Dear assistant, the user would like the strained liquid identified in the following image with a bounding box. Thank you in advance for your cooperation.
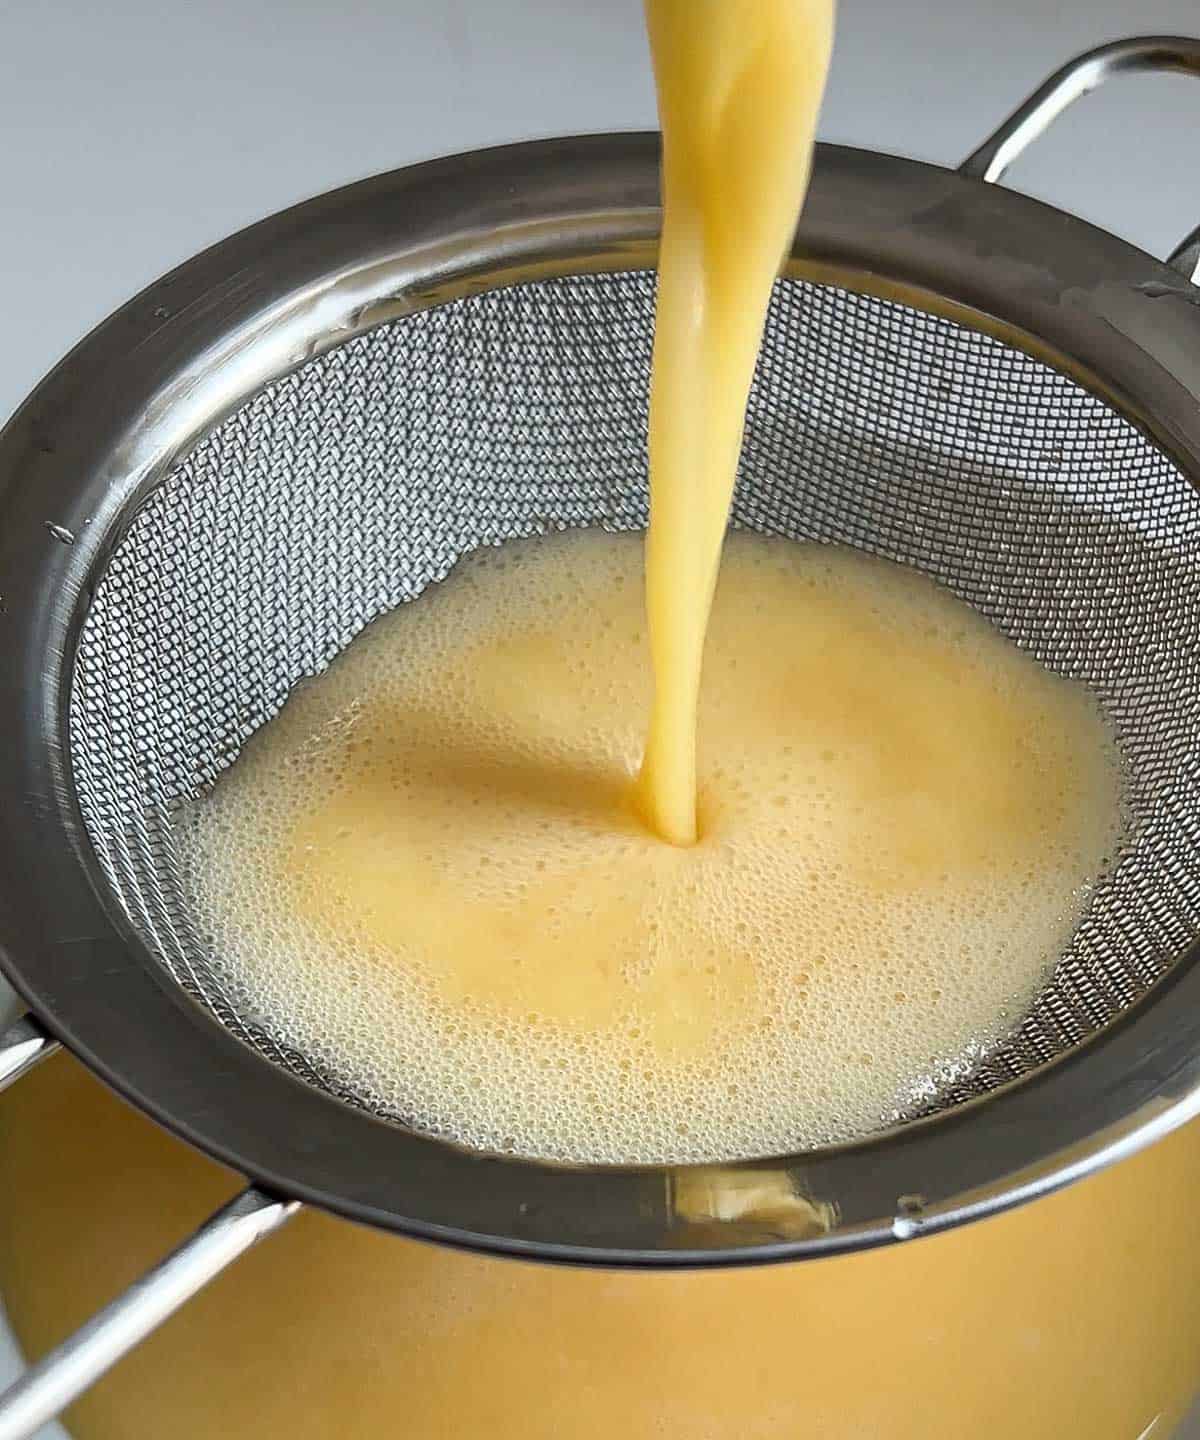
[4,1058,1200,1440]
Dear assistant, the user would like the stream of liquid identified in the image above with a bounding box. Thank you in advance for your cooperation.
[637,0,834,845]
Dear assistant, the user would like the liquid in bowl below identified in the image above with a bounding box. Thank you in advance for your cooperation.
[0,1055,1198,1439]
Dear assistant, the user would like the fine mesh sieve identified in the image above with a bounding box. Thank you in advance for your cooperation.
[69,270,1200,1120]
[4,33,1200,1440]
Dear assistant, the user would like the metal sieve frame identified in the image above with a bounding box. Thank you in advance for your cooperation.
[5,58,1200,1277]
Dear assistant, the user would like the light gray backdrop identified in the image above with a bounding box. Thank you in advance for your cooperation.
[3,0,1200,427]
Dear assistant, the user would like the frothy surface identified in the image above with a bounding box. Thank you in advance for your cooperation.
[179,530,1124,1163]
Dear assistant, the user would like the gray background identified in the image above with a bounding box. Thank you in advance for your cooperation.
[2,0,1200,427]
[2,0,1200,1435]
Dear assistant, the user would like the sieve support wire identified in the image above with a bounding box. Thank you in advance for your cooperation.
[0,1184,299,1440]
[959,34,1200,283]
[0,1015,295,1440]
[0,1015,60,1094]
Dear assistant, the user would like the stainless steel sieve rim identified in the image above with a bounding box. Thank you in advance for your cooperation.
[2,36,1200,1432]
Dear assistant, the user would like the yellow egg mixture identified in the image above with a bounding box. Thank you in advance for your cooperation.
[179,529,1121,1162]
[0,0,1186,1436]
[638,0,833,845]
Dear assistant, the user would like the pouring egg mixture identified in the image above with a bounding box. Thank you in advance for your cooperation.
[175,0,1124,1166]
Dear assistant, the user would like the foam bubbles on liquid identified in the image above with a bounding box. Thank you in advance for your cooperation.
[177,530,1125,1164]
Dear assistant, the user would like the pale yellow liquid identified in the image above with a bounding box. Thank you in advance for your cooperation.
[3,1057,1200,1440]
[638,0,834,845]
[180,530,1123,1164]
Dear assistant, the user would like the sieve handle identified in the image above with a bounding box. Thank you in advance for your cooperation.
[0,1185,299,1440]
[959,34,1200,282]
[0,1014,60,1093]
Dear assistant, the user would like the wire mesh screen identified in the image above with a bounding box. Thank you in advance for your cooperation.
[68,270,1200,1128]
